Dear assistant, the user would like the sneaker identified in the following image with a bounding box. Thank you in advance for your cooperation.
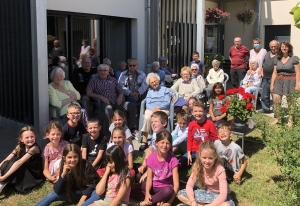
[179,176,189,184]
[0,181,8,193]
[131,130,139,141]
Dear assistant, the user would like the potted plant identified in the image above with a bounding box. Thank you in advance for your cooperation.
[220,87,255,128]
[236,9,257,29]
[290,2,300,28]
[204,54,225,68]
[205,8,230,24]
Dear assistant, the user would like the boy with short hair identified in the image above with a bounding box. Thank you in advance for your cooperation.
[215,122,248,183]
[179,101,218,169]
[62,103,87,147]
[172,112,189,153]
[138,111,168,175]
[81,118,109,168]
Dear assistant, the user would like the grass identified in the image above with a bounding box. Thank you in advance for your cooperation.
[0,113,286,206]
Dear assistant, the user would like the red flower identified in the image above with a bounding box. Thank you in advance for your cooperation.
[246,102,254,110]
[226,88,238,95]
[220,106,227,113]
[224,100,230,107]
[242,92,255,101]
[218,94,225,100]
[238,87,245,95]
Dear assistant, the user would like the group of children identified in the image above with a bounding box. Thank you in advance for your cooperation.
[0,82,248,206]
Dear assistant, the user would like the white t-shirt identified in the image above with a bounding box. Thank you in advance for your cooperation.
[107,142,133,160]
[109,123,133,140]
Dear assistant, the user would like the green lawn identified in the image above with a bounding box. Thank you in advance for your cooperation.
[0,113,285,206]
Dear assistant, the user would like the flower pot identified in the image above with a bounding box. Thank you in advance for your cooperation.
[233,117,247,130]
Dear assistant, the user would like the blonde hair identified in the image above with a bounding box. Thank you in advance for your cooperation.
[180,66,192,76]
[45,121,63,138]
[192,141,220,189]
[67,103,81,112]
[112,126,126,140]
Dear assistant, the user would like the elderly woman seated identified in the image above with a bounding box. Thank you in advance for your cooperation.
[49,67,81,125]
[242,58,262,94]
[150,61,165,86]
[139,73,171,150]
[171,66,201,113]
[206,59,225,97]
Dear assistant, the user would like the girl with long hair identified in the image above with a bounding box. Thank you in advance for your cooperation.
[0,126,44,194]
[36,144,100,206]
[177,141,235,206]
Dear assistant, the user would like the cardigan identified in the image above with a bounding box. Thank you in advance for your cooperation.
[171,78,201,98]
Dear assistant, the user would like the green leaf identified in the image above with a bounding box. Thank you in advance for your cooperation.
[293,7,300,23]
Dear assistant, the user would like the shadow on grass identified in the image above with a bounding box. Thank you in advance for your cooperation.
[235,136,265,158]
[270,175,285,183]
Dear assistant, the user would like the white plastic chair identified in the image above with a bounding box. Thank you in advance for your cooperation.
[137,88,179,142]
[239,80,261,110]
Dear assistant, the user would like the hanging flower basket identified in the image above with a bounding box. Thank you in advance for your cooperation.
[205,8,230,24]
[236,9,258,25]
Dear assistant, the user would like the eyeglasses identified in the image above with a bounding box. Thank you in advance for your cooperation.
[68,112,81,116]
[129,64,137,67]
[98,70,107,72]
[191,69,198,71]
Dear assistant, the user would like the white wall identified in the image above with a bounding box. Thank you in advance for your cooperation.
[260,0,300,56]
[223,0,256,59]
[47,0,147,70]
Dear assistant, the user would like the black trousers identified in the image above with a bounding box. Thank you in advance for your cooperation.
[230,68,246,88]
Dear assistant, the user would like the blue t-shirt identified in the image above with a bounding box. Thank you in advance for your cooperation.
[190,61,205,75]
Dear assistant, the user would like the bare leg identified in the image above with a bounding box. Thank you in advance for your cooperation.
[271,94,282,125]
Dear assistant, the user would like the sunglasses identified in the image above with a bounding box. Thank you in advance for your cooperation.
[191,69,198,71]
[129,64,137,67]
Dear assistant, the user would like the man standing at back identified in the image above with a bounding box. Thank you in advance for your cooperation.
[229,37,250,88]
[190,51,205,77]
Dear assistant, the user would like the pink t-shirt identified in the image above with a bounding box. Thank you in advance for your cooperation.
[146,152,179,188]
[105,174,131,202]
[250,48,267,69]
[43,140,69,175]
[186,164,230,205]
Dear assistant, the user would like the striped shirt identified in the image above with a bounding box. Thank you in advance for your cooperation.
[86,75,123,105]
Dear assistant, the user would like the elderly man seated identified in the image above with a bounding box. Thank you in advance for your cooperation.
[150,61,165,86]
[140,73,171,151]
[118,58,148,105]
[86,64,137,134]
[159,56,177,78]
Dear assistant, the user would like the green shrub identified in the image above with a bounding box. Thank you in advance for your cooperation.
[254,91,300,205]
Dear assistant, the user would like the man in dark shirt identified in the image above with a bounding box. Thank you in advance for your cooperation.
[72,57,97,117]
[260,40,279,113]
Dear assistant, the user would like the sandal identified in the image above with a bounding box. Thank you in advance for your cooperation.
[139,142,149,152]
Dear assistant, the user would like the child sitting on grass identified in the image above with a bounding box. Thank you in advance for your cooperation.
[43,121,69,183]
[177,141,235,206]
[172,112,189,154]
[82,119,110,169]
[214,122,248,183]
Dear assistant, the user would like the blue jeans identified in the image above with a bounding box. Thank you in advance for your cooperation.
[261,78,271,111]
[179,152,197,169]
[35,190,103,206]
[125,91,148,105]
[244,86,257,94]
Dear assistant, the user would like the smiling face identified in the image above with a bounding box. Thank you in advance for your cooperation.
[46,128,62,145]
[20,131,36,148]
[280,43,289,55]
[192,106,205,122]
[149,76,159,90]
[214,86,223,95]
[112,114,125,127]
[192,54,199,62]
[217,127,232,142]
[86,122,101,138]
[98,66,109,80]
[53,70,64,86]
[200,149,216,171]
[67,108,81,123]
[64,151,79,168]
[151,116,166,133]
[82,58,91,72]
[191,65,199,77]
[181,70,191,82]
[111,130,125,147]
[155,138,171,154]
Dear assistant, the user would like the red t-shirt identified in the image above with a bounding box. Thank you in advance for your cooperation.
[229,45,249,69]
[187,119,219,152]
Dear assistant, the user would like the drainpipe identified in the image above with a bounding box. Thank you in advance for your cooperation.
[254,0,261,38]
[146,0,151,74]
